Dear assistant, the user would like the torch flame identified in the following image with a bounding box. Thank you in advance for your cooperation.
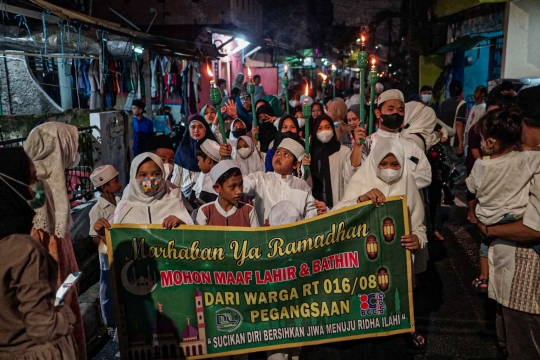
[371,58,376,65]
[206,63,213,77]
[318,72,327,81]
[247,66,252,77]
[361,35,365,43]
[305,83,309,96]
[331,64,336,71]
[284,65,288,73]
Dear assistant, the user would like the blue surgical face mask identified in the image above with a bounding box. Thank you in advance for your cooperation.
[0,172,46,209]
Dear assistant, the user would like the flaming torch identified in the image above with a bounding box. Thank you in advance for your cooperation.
[318,72,327,106]
[247,66,258,139]
[368,57,378,135]
[331,64,337,100]
[302,83,311,178]
[207,64,228,156]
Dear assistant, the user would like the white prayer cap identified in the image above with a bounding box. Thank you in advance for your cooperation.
[268,201,303,226]
[378,89,404,106]
[90,165,118,187]
[200,139,221,163]
[277,138,305,161]
[209,159,240,185]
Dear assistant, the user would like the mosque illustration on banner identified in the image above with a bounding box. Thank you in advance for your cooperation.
[120,260,158,296]
[119,290,207,359]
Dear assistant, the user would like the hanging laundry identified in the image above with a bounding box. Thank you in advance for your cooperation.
[124,60,132,93]
[139,60,145,98]
[150,55,158,98]
[88,59,101,109]
[181,62,200,116]
[108,59,120,93]
[131,61,141,99]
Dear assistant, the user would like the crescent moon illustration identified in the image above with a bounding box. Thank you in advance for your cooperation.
[120,260,158,296]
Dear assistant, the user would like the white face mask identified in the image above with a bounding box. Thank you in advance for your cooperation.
[376,168,402,183]
[237,147,252,159]
[164,163,174,180]
[289,100,298,107]
[316,130,334,143]
[297,117,305,128]
[421,94,432,103]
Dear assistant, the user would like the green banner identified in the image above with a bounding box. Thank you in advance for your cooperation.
[107,196,414,359]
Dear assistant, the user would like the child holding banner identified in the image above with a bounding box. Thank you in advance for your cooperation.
[89,165,121,336]
[336,137,426,261]
[195,160,258,227]
[240,138,318,225]
[108,153,193,227]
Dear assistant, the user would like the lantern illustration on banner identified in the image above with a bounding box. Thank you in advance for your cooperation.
[365,235,378,260]
[377,267,389,291]
[382,217,395,242]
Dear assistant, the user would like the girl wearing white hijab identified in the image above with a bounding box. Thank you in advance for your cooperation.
[24,122,87,360]
[335,136,427,274]
[233,135,264,175]
[112,153,193,227]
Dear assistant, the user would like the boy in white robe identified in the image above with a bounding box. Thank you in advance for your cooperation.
[222,138,318,225]
[89,165,121,335]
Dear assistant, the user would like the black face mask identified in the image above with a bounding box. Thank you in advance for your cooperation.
[231,128,247,138]
[380,113,404,130]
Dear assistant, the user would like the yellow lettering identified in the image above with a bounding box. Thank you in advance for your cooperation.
[204,292,214,306]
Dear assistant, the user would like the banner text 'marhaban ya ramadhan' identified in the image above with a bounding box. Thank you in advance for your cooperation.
[107,196,414,359]
[124,220,369,266]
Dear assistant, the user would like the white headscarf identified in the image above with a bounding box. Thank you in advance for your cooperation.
[113,153,193,225]
[233,135,264,175]
[24,122,80,238]
[337,137,427,248]
[401,101,439,151]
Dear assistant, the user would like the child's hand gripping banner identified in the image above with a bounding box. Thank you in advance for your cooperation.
[106,196,414,359]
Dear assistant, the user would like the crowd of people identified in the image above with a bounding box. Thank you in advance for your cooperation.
[1,71,539,360]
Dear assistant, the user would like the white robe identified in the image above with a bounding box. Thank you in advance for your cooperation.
[242,171,317,225]
[336,137,428,274]
[113,153,193,225]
